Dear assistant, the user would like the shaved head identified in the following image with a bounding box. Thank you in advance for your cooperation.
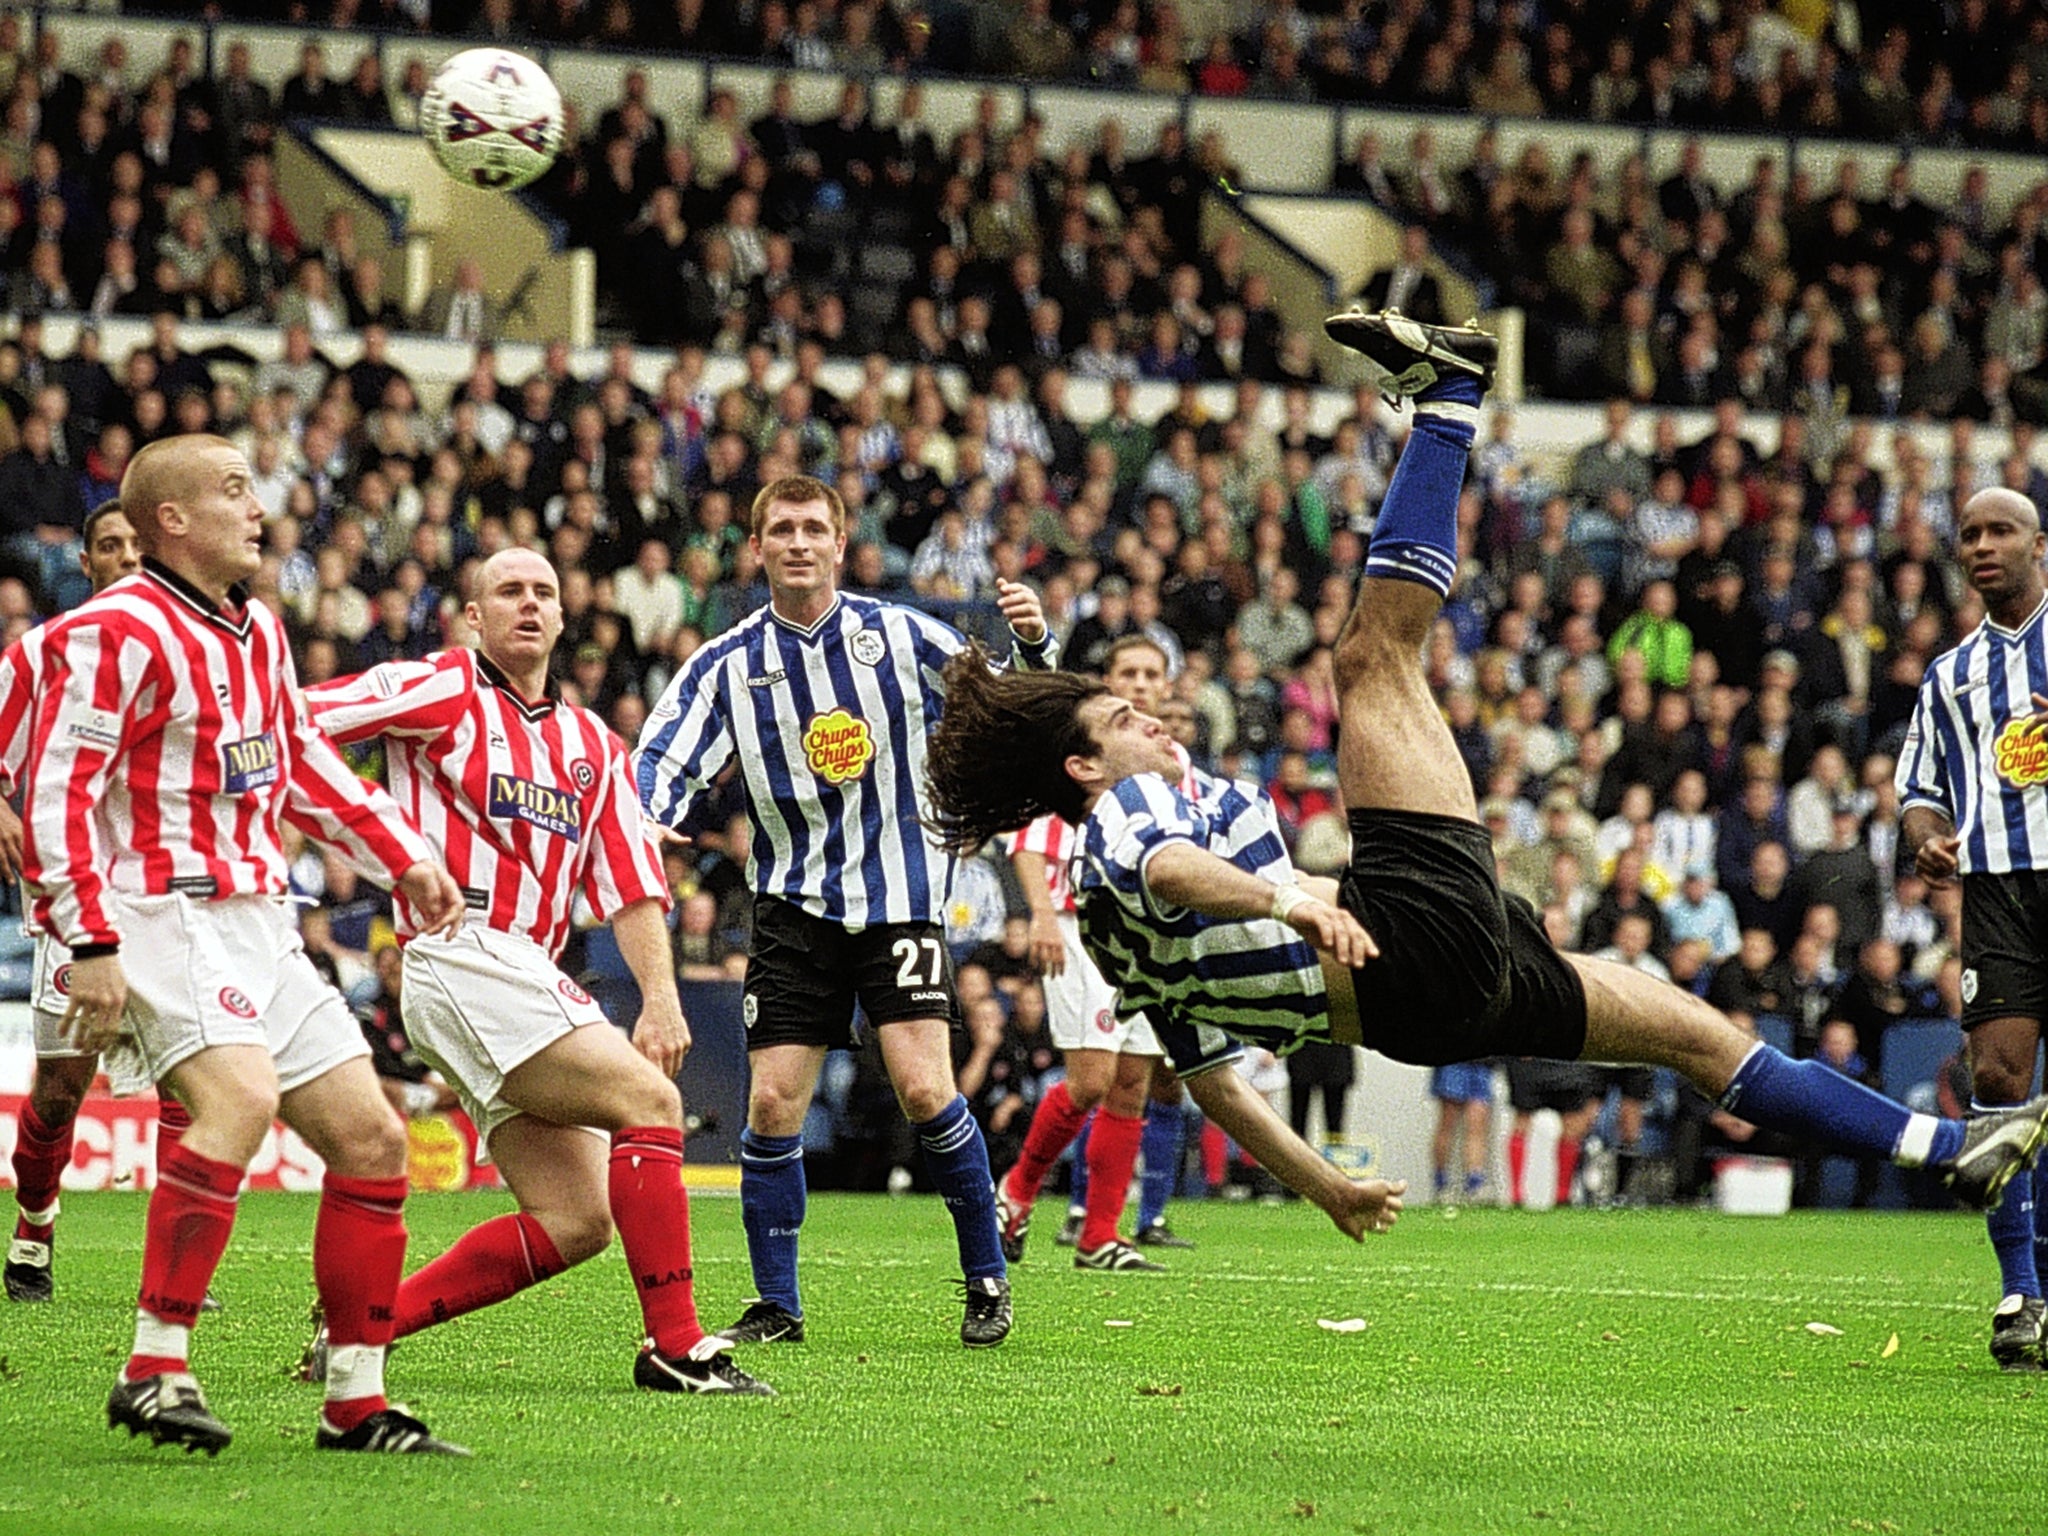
[472,545,558,601]
[1961,487,2041,535]
[121,433,238,551]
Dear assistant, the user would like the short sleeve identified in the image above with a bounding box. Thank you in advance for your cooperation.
[1079,775,1204,923]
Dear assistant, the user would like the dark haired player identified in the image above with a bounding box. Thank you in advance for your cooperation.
[923,313,2048,1243]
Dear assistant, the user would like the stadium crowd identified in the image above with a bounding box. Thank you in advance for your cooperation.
[0,1,2042,1203]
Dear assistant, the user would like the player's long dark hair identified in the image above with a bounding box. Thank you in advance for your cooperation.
[925,645,1106,854]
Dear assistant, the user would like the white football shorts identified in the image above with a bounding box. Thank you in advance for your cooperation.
[1043,911,1163,1057]
[102,893,369,1097]
[399,924,611,1146]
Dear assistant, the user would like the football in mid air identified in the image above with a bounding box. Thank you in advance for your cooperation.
[419,47,563,191]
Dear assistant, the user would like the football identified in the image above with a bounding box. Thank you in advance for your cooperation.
[418,47,563,191]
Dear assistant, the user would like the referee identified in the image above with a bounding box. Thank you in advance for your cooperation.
[1898,486,2048,1370]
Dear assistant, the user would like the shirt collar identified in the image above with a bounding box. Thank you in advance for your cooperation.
[1984,592,2048,642]
[143,557,252,636]
[474,649,559,720]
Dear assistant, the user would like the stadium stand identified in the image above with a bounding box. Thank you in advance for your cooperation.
[4,0,2044,1205]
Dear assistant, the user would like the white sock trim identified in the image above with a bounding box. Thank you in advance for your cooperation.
[1414,399,1480,427]
[17,1200,58,1228]
[1894,1113,1938,1168]
[133,1311,191,1365]
[325,1343,387,1406]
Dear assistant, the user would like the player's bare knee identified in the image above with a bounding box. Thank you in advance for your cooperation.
[28,1080,86,1129]
[546,1204,614,1266]
[628,1069,682,1130]
[327,1102,408,1178]
[1104,1073,1149,1119]
[897,1079,955,1125]
[747,1081,808,1138]
[1064,1075,1106,1112]
[1971,1058,2035,1106]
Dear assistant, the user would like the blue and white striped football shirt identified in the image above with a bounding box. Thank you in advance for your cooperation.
[1897,594,2048,875]
[635,593,1055,928]
[1076,769,1330,1077]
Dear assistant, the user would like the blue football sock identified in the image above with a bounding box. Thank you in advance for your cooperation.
[1718,1044,1962,1165]
[1138,1099,1182,1230]
[2033,1157,2048,1280]
[1067,1110,1094,1213]
[1362,372,1481,599]
[1464,1169,1487,1196]
[1976,1102,2042,1298]
[738,1129,806,1315]
[915,1095,1006,1282]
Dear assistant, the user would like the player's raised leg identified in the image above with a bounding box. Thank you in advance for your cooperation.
[1568,956,2048,1212]
[876,1018,1013,1345]
[1323,311,1496,820]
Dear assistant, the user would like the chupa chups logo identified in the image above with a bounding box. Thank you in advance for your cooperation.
[804,710,874,785]
[1994,718,2048,787]
[489,774,583,839]
[219,987,257,1019]
[221,732,280,793]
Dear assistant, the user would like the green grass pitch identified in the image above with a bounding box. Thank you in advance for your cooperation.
[0,1191,2037,1536]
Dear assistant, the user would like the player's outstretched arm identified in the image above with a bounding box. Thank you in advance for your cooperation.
[1184,1067,1405,1242]
[1143,842,1378,968]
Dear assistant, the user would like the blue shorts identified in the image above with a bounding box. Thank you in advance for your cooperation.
[1431,1061,1495,1104]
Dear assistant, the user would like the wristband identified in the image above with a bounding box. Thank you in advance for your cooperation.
[1269,883,1311,924]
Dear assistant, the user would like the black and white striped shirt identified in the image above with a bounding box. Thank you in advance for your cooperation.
[1077,769,1329,1077]
[1896,594,2048,875]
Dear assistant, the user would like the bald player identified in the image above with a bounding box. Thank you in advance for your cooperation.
[1899,486,2048,1370]
[301,548,771,1396]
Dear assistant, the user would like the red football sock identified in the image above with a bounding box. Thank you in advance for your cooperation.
[1556,1139,1582,1206]
[314,1173,408,1432]
[610,1126,702,1356]
[126,1141,241,1381]
[1200,1120,1229,1189]
[155,1091,192,1141]
[1079,1109,1143,1251]
[393,1212,565,1341]
[1003,1079,1089,1208]
[12,1099,72,1238]
[1508,1132,1528,1206]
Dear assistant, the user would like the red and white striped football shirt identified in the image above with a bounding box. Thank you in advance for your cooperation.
[306,647,669,958]
[20,563,435,952]
[1007,740,1197,912]
[0,622,51,794]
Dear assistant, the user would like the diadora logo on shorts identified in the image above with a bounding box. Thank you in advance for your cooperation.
[51,963,71,997]
[489,774,584,839]
[1995,719,2048,788]
[221,732,281,794]
[558,977,592,1006]
[804,710,874,785]
[849,629,886,666]
[219,987,258,1020]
